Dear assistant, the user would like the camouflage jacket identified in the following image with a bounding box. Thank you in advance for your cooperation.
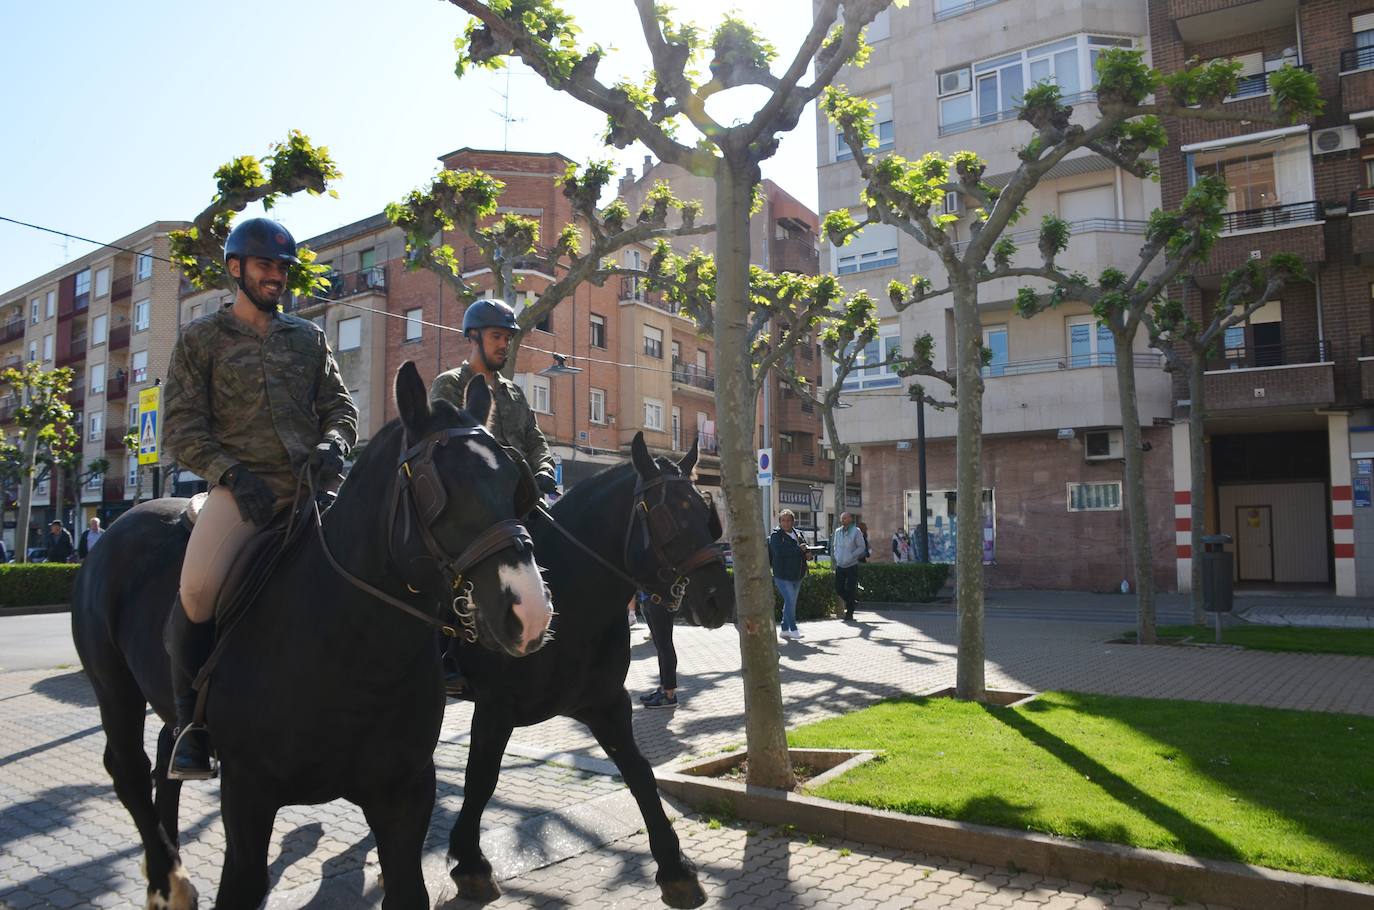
[163,306,358,500]
[430,362,554,482]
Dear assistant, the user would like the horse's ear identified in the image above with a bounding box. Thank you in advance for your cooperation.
[463,375,492,427]
[395,361,431,438]
[630,431,656,479]
[678,437,699,477]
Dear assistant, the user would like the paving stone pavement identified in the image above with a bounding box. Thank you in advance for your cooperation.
[8,606,1371,908]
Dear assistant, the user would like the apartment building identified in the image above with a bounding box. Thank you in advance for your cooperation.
[0,221,187,548]
[617,160,833,537]
[817,0,1176,590]
[1151,0,1374,596]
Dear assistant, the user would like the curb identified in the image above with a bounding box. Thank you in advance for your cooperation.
[0,603,70,616]
[655,770,1374,910]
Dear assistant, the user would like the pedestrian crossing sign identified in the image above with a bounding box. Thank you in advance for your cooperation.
[137,387,160,465]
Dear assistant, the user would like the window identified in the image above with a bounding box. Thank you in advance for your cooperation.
[359,248,377,272]
[89,412,103,442]
[28,341,37,362]
[1058,184,1116,222]
[590,387,606,423]
[1066,316,1115,367]
[132,350,148,383]
[696,349,708,372]
[135,249,153,282]
[1068,482,1122,512]
[90,363,105,394]
[672,406,682,450]
[47,288,59,318]
[839,324,902,391]
[589,313,606,348]
[644,397,664,431]
[1189,135,1313,218]
[337,317,361,351]
[36,476,47,496]
[1223,299,1283,367]
[836,93,893,161]
[30,298,39,324]
[938,35,1132,135]
[129,402,138,427]
[42,334,53,362]
[87,471,103,491]
[91,314,107,346]
[127,455,139,488]
[835,220,899,274]
[982,325,1009,376]
[526,374,551,413]
[134,299,150,332]
[74,270,90,301]
[95,267,110,298]
[404,307,423,342]
[643,325,664,359]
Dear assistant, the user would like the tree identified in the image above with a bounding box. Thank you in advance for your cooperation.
[445,0,899,787]
[387,161,713,375]
[169,130,341,297]
[826,52,1320,689]
[1,364,79,561]
[1145,253,1306,623]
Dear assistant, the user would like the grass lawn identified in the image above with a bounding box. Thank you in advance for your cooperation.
[1129,624,1374,657]
[789,691,1374,882]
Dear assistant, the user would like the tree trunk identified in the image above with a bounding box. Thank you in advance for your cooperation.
[14,436,39,563]
[715,157,793,790]
[832,444,848,538]
[51,465,64,531]
[1188,351,1207,625]
[951,280,985,701]
[1114,341,1156,644]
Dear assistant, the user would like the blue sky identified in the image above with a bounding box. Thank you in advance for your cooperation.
[0,0,822,292]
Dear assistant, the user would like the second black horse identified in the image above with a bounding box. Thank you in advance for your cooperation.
[447,432,734,908]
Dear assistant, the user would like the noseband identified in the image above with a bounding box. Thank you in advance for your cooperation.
[624,473,725,612]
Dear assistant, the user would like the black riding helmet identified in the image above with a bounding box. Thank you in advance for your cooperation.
[461,298,519,340]
[224,218,300,267]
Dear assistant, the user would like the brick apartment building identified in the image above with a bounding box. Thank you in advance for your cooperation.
[1151,0,1374,596]
[0,221,187,550]
[817,0,1174,591]
[617,159,833,538]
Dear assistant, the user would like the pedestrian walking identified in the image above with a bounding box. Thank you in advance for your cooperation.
[832,512,865,620]
[78,517,104,560]
[769,509,809,640]
[638,591,680,708]
[45,521,75,563]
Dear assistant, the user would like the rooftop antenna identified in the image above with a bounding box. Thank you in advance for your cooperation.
[489,65,527,151]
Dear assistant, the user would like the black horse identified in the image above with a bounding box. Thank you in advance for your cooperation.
[71,363,554,910]
[448,433,734,909]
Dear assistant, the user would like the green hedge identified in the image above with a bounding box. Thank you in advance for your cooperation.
[0,563,80,607]
[741,562,951,624]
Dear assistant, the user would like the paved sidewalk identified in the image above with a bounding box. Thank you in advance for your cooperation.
[10,605,1372,908]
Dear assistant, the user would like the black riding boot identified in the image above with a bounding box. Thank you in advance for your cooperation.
[167,604,217,780]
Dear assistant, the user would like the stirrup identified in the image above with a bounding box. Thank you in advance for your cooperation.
[167,723,218,781]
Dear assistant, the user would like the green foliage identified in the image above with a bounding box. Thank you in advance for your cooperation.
[1,365,78,482]
[709,15,776,79]
[455,0,586,81]
[1268,64,1324,122]
[560,160,615,214]
[822,209,861,247]
[0,564,80,606]
[821,87,877,157]
[387,168,506,284]
[1094,48,1158,106]
[1037,215,1071,261]
[758,562,950,622]
[1161,57,1240,108]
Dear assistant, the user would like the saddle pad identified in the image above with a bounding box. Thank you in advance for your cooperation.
[180,492,210,531]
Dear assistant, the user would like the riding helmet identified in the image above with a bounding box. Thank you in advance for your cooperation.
[224,217,300,266]
[461,298,519,337]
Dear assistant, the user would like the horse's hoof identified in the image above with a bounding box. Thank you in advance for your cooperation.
[146,861,198,910]
[658,876,707,909]
[451,869,501,904]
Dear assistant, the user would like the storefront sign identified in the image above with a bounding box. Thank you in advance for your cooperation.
[778,489,811,506]
[1356,458,1372,477]
[1355,476,1372,509]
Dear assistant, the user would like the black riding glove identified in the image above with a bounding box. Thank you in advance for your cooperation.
[535,472,558,495]
[308,437,347,484]
[221,465,276,528]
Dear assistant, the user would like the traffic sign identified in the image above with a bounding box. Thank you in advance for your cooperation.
[137,387,160,465]
[757,447,773,485]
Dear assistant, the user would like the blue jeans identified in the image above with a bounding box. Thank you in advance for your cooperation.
[773,577,801,631]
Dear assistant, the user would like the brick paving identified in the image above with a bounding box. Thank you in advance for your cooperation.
[6,605,1372,908]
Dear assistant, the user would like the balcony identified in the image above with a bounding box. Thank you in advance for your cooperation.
[1204,339,1334,413]
[1224,65,1310,103]
[771,236,820,275]
[1342,48,1374,113]
[1170,0,1296,44]
[695,432,720,456]
[981,353,1172,435]
[460,245,554,274]
[775,450,826,482]
[109,324,130,351]
[68,382,85,407]
[56,334,88,368]
[1361,335,1374,403]
[111,274,132,302]
[671,360,715,392]
[1191,204,1325,277]
[105,427,128,452]
[1341,45,1374,74]
[939,91,1097,137]
[954,218,1147,257]
[620,277,677,315]
[1219,201,1319,234]
[106,373,128,401]
[1,319,24,344]
[933,0,1002,21]
[102,477,126,502]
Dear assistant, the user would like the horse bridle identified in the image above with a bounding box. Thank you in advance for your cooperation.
[622,472,725,612]
[314,425,536,642]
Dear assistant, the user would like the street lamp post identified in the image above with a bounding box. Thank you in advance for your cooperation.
[916,391,930,564]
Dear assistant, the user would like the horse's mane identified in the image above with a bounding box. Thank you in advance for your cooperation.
[551,454,682,516]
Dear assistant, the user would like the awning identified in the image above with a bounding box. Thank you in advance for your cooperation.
[1180,124,1308,154]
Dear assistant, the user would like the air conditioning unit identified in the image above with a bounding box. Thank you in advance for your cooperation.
[1312,125,1358,156]
[943,191,962,216]
[1083,429,1124,462]
[938,67,971,97]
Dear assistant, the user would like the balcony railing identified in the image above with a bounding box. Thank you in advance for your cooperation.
[68,382,85,406]
[321,266,387,301]
[620,276,676,314]
[1206,339,1330,371]
[939,90,1097,137]
[2,319,24,343]
[982,351,1163,378]
[1219,201,1320,234]
[105,427,128,452]
[109,324,130,351]
[111,274,132,302]
[1227,65,1309,101]
[73,293,89,315]
[933,0,1003,21]
[460,245,554,274]
[1342,45,1374,73]
[671,360,716,391]
[106,373,128,400]
[953,218,1148,255]
[696,431,720,456]
[0,354,21,371]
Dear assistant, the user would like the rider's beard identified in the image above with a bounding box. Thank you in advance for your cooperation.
[241,274,283,313]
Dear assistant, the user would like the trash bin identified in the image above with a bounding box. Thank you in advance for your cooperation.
[1199,534,1233,614]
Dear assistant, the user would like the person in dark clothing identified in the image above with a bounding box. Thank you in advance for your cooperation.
[768,509,809,640]
[639,590,679,708]
[45,522,75,562]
